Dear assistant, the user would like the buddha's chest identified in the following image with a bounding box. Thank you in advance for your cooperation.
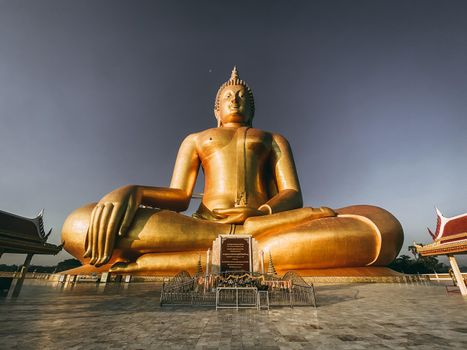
[197,128,271,163]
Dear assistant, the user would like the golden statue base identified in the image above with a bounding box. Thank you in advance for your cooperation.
[293,266,402,277]
[62,265,402,280]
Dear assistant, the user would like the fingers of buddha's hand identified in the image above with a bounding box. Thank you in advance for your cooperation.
[214,207,256,214]
[216,213,244,224]
[211,210,227,219]
[83,231,91,258]
[89,204,104,265]
[214,207,263,221]
[98,203,122,266]
[95,203,113,267]
[84,205,100,258]
[119,195,138,236]
[83,230,90,257]
[213,208,242,218]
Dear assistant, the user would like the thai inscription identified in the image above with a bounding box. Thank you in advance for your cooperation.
[220,237,251,273]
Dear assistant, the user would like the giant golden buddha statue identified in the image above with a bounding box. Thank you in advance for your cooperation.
[61,67,403,276]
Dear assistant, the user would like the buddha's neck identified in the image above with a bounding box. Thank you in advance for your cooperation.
[221,122,248,128]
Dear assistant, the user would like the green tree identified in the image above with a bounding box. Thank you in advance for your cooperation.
[388,255,447,274]
[55,258,82,272]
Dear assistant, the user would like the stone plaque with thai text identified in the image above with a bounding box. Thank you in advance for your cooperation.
[220,236,251,273]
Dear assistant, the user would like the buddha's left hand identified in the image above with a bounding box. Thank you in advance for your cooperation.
[213,207,266,224]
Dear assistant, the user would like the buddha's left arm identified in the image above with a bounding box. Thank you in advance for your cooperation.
[258,133,303,214]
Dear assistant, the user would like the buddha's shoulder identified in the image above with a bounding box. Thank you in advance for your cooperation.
[190,127,240,139]
[248,127,272,136]
[179,129,218,147]
[185,128,220,143]
[182,128,289,144]
[269,131,291,144]
[248,129,291,144]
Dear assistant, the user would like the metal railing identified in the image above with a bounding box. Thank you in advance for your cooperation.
[161,283,316,308]
[216,287,258,310]
[159,270,317,308]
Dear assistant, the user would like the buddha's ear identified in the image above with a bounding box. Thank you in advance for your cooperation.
[214,109,221,127]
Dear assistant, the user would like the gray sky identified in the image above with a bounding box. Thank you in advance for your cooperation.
[1,0,466,266]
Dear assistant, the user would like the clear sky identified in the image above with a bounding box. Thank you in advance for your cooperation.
[1,0,466,266]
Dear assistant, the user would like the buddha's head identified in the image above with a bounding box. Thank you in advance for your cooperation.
[214,67,255,127]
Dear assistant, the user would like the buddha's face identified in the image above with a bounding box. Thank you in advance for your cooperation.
[218,85,252,126]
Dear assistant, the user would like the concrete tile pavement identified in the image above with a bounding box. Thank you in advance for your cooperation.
[0,280,466,349]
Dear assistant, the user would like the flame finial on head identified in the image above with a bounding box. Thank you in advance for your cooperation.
[230,66,239,81]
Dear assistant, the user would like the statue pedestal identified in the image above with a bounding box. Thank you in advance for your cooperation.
[210,234,259,275]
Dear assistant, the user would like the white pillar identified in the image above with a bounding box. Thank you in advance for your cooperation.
[100,272,111,284]
[205,249,211,276]
[433,269,439,283]
[204,249,211,293]
[448,255,467,296]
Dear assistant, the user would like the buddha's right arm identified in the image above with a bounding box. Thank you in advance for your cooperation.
[85,133,200,266]
[134,131,201,211]
[139,186,191,212]
[140,132,200,211]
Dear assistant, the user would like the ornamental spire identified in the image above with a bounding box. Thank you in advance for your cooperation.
[195,254,203,277]
[267,251,277,276]
[230,66,239,81]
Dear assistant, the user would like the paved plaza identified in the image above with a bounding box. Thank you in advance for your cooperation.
[1,280,466,349]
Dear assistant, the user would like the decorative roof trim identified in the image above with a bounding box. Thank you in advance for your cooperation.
[431,208,467,242]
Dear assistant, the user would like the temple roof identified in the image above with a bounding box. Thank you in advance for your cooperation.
[415,208,467,257]
[431,208,467,243]
[415,240,467,256]
[0,209,62,255]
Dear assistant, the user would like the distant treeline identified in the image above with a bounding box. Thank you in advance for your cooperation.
[388,255,454,274]
[0,258,81,273]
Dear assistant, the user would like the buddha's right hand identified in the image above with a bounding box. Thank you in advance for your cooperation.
[83,185,142,266]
